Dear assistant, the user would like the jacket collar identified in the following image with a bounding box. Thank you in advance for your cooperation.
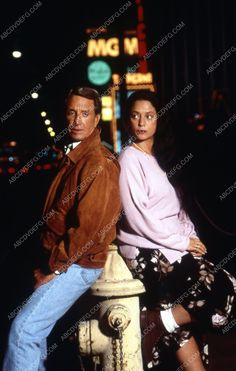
[67,127,101,164]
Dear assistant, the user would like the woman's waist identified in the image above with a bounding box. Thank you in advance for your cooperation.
[118,242,188,264]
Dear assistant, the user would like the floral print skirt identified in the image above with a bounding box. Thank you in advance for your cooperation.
[125,249,236,369]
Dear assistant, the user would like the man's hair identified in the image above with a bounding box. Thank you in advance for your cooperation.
[66,87,102,115]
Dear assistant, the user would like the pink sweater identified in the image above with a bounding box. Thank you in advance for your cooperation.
[117,146,198,264]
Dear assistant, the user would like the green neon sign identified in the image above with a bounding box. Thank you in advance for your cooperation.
[88,60,111,86]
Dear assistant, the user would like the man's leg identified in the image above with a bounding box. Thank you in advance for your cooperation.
[38,338,47,371]
[3,264,102,371]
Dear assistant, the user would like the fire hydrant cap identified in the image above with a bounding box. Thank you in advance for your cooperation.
[91,245,145,297]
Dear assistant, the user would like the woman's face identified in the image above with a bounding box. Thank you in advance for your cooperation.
[129,100,157,142]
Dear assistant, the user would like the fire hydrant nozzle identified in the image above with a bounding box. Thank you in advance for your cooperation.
[106,304,131,332]
[78,245,145,370]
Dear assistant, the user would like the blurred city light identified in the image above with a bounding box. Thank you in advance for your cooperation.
[31,92,39,99]
[12,51,22,58]
[101,96,113,121]
[9,141,17,146]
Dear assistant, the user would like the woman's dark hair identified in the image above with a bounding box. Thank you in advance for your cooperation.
[124,90,189,209]
[124,90,176,171]
[124,90,159,124]
[66,87,102,115]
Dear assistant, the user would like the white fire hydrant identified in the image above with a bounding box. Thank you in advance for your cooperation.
[78,244,145,370]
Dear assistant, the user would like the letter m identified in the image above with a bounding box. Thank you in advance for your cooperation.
[87,39,108,57]
[124,37,138,55]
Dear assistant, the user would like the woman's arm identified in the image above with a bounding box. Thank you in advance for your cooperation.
[178,208,199,239]
[119,153,189,252]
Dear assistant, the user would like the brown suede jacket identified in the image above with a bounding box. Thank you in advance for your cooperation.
[40,128,121,272]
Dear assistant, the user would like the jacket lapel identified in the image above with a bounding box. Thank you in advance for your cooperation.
[43,128,102,215]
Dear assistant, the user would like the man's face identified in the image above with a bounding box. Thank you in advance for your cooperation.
[66,95,100,141]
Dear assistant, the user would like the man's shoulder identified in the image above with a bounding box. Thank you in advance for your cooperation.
[75,144,119,174]
[85,144,114,162]
[100,144,119,164]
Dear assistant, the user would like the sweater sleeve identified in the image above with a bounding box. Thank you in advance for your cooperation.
[178,208,199,239]
[119,153,189,252]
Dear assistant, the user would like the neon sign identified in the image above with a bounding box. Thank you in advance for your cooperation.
[87,37,139,57]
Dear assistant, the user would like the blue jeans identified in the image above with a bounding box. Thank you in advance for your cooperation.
[3,264,102,371]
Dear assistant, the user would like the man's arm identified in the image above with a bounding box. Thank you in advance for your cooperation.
[46,161,120,272]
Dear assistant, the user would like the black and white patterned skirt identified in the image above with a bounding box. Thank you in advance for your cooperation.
[125,248,236,369]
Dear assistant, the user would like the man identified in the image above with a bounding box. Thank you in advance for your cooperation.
[3,87,121,371]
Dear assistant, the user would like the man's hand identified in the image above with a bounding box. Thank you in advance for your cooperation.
[187,238,207,257]
[34,269,56,289]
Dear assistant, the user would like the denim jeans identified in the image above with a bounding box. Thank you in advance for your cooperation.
[3,264,103,371]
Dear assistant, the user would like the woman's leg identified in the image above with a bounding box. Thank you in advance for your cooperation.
[142,253,235,369]
[162,308,209,369]
[128,250,203,368]
[126,250,218,367]
[172,304,194,325]
[164,256,236,331]
[176,336,206,371]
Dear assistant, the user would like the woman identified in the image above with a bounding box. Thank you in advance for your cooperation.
[117,90,236,370]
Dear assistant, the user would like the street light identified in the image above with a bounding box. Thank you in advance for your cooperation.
[12,51,22,58]
[31,92,39,99]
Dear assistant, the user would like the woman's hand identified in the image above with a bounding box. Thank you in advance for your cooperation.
[187,238,207,257]
[33,269,56,289]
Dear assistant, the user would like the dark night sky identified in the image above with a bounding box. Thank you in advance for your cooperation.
[1,0,236,251]
[0,1,235,228]
[0,0,139,148]
[0,1,236,369]
[1,0,235,149]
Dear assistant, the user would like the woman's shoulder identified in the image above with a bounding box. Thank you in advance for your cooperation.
[118,145,142,164]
